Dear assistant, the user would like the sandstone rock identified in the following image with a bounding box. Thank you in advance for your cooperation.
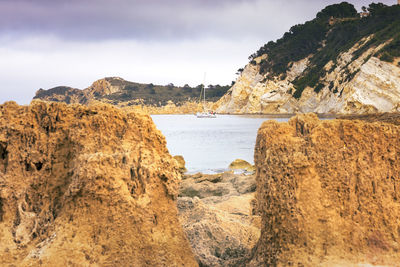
[249,113,400,266]
[173,155,187,173]
[178,172,260,266]
[229,159,255,172]
[0,101,197,266]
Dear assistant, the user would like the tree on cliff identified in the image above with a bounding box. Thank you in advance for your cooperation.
[367,3,387,15]
[316,2,358,19]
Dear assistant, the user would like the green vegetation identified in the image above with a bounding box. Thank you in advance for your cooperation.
[35,78,231,106]
[249,2,400,99]
[316,2,358,19]
[96,78,230,106]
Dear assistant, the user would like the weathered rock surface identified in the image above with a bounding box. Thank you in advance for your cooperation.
[250,113,400,266]
[178,172,260,266]
[0,101,197,266]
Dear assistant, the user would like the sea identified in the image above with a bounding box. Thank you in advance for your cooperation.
[151,114,291,173]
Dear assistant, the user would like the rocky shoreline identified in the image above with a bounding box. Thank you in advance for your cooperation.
[178,171,259,267]
[177,112,400,266]
[1,101,399,266]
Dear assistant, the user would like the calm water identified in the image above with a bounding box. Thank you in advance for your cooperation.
[151,115,290,173]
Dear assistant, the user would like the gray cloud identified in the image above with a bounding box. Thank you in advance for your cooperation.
[0,0,395,41]
[0,0,397,105]
[0,0,256,40]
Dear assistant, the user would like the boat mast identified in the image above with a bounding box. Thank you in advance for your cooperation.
[203,73,206,111]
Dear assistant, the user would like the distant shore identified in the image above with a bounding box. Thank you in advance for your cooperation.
[151,112,337,118]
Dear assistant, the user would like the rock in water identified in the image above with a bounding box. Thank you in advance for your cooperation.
[229,159,255,172]
[173,155,187,173]
[250,113,400,266]
[0,101,197,266]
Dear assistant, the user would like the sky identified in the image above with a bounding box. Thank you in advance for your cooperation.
[0,0,397,104]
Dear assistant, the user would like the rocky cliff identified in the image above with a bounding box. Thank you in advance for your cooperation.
[217,53,400,114]
[250,113,400,266]
[0,101,197,266]
[216,3,400,114]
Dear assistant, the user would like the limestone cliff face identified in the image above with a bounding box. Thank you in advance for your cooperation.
[0,101,197,266]
[250,114,400,266]
[216,42,400,114]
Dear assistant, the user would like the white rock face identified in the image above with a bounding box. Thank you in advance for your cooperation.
[216,38,400,114]
[216,60,266,113]
[345,57,400,112]
[87,77,123,96]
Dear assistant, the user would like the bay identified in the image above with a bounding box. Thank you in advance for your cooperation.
[151,114,290,173]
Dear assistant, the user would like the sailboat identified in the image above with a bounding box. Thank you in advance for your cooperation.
[196,74,216,118]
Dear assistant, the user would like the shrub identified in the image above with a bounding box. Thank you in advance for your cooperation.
[380,52,394,62]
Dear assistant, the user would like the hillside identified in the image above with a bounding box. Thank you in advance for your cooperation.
[34,77,229,107]
[216,2,400,114]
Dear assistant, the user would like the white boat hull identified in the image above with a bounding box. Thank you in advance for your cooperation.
[196,112,216,118]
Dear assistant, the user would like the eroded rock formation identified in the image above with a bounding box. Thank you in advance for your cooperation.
[0,101,197,266]
[250,113,400,266]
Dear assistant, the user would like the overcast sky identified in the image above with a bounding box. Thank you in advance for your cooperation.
[0,0,396,104]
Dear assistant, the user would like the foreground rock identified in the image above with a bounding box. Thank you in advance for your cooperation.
[178,172,260,266]
[250,113,400,266]
[229,159,255,172]
[0,101,197,266]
